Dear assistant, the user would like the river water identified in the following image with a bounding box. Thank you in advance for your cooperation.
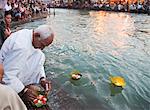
[19,9,150,110]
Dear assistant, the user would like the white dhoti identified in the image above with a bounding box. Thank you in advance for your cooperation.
[0,84,27,110]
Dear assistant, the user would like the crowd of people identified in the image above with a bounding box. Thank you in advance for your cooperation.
[48,0,150,15]
[0,0,48,22]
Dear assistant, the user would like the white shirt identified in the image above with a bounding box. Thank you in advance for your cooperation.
[4,3,12,11]
[0,29,46,93]
[137,4,142,9]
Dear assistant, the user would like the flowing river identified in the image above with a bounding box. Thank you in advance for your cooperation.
[18,9,150,110]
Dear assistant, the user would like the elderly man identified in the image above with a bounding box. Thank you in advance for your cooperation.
[0,25,54,105]
[0,11,12,48]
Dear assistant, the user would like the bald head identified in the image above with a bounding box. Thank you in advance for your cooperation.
[34,25,53,39]
[32,25,54,50]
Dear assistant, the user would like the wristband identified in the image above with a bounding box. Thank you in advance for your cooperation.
[18,87,28,97]
[23,87,28,93]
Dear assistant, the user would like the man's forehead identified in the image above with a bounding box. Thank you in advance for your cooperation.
[43,36,51,44]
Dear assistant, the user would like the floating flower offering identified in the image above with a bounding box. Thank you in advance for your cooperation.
[33,94,47,108]
[71,70,82,80]
[110,76,126,88]
[72,74,82,80]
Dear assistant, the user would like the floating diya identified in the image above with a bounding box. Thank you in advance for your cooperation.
[110,76,126,88]
[71,74,82,80]
[71,70,82,80]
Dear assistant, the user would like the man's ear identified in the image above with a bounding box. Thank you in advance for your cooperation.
[33,32,40,37]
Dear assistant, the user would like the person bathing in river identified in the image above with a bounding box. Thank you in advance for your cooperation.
[0,25,54,107]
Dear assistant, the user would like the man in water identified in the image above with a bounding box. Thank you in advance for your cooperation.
[0,25,54,106]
